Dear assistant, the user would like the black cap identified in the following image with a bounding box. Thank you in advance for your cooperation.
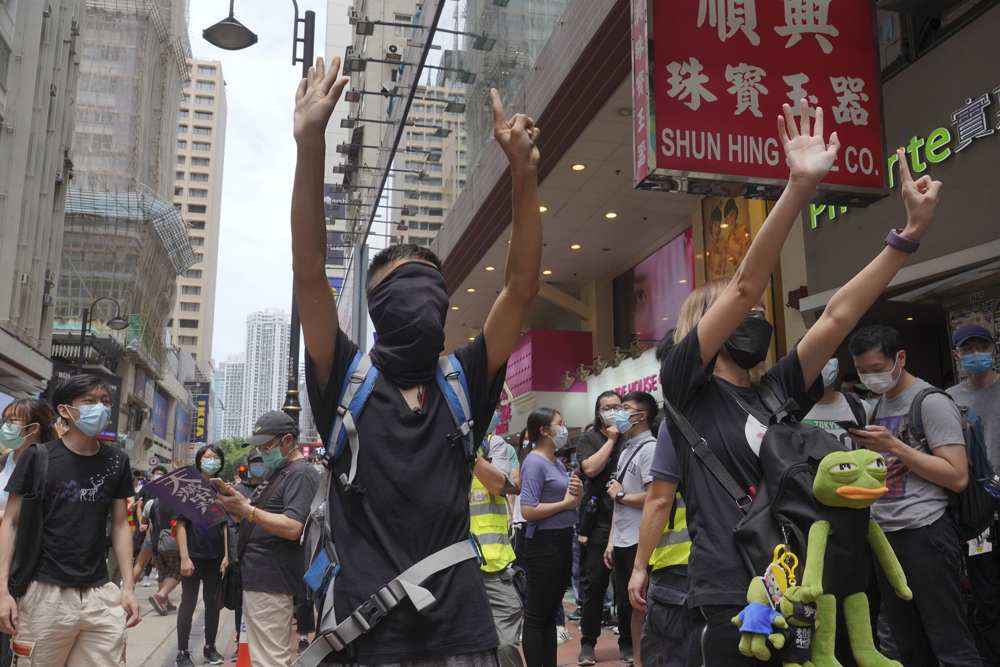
[245,410,299,447]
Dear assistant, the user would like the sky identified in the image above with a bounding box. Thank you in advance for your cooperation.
[187,0,330,364]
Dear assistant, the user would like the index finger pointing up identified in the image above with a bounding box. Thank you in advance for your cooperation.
[897,147,914,186]
[489,88,507,132]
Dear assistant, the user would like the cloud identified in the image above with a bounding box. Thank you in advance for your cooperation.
[187,1,329,363]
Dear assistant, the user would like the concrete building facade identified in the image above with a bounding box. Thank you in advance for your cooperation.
[0,0,85,400]
[220,355,245,440]
[171,58,227,371]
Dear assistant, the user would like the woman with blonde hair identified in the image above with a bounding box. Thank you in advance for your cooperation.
[628,99,943,666]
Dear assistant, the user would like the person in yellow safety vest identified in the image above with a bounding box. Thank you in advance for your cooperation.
[628,422,691,667]
[471,417,525,667]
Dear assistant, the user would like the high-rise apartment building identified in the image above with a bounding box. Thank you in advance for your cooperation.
[171,59,227,370]
[241,310,289,436]
[389,83,467,248]
[0,0,85,399]
[220,355,245,440]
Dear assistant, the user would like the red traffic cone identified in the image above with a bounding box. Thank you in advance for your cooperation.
[235,622,251,667]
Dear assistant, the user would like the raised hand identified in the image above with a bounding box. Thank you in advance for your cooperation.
[778,98,840,187]
[490,88,540,171]
[897,147,942,240]
[294,56,350,142]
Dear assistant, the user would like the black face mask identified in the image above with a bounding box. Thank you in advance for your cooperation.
[724,311,773,370]
[368,262,449,387]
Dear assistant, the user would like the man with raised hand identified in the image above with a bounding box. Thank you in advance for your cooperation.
[291,56,542,665]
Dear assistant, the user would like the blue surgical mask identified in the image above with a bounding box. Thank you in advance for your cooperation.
[69,403,111,437]
[249,461,268,479]
[261,445,285,473]
[200,458,222,475]
[960,352,994,376]
[610,409,632,434]
[822,358,839,387]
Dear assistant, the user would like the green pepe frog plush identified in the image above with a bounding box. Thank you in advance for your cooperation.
[780,448,913,667]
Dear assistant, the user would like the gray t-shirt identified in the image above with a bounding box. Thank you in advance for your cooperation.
[802,393,875,450]
[872,378,965,533]
[948,378,1000,472]
[612,431,655,548]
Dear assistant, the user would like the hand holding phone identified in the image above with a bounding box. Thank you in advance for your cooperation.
[211,478,236,496]
[835,420,862,432]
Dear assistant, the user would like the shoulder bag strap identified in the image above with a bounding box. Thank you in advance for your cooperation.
[843,392,869,427]
[613,436,654,484]
[661,399,752,513]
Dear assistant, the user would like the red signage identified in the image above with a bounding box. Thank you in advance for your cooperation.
[633,0,886,204]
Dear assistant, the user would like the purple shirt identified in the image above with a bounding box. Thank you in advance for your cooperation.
[519,452,575,531]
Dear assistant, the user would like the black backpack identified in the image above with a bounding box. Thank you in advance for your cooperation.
[901,388,999,541]
[664,384,847,579]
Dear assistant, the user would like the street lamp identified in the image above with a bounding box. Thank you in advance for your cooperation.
[78,297,128,375]
[202,0,259,50]
[202,1,314,425]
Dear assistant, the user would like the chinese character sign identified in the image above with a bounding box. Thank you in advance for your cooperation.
[635,0,884,200]
[191,394,209,444]
[143,466,227,531]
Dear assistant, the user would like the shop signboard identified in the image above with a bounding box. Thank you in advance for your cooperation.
[585,348,661,410]
[632,0,886,204]
[191,394,209,444]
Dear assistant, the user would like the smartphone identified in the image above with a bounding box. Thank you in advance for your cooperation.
[211,478,235,496]
[836,421,863,432]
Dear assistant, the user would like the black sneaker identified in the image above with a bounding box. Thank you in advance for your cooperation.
[577,644,597,666]
[175,651,195,667]
[203,646,225,665]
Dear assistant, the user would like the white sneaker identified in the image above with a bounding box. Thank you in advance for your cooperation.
[556,626,571,644]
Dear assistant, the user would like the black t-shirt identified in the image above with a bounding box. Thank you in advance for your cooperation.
[182,518,225,561]
[660,326,822,609]
[241,458,319,597]
[575,428,619,546]
[6,440,132,588]
[306,330,504,664]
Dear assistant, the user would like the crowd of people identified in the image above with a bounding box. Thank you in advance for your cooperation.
[0,55,996,667]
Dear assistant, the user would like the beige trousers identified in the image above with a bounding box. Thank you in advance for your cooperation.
[244,590,294,667]
[12,580,126,666]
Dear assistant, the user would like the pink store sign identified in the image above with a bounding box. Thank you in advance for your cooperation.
[505,330,594,398]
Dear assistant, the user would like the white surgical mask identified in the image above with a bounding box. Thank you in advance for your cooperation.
[552,425,570,450]
[858,357,901,395]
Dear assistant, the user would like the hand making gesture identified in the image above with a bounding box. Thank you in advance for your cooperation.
[778,98,841,187]
[490,88,541,172]
[294,56,350,142]
[896,146,943,240]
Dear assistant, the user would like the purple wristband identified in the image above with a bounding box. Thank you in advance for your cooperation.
[885,228,920,254]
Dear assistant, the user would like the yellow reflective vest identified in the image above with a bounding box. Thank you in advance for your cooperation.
[469,475,516,573]
[649,492,691,571]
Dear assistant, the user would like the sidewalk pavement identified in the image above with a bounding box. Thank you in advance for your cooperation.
[126,580,628,667]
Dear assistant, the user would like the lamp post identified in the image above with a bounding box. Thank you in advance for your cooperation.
[203,0,314,425]
[77,297,129,375]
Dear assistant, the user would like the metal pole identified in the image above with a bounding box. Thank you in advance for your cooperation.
[283,8,314,424]
[77,307,90,375]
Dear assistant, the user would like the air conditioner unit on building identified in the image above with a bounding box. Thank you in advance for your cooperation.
[18,273,29,285]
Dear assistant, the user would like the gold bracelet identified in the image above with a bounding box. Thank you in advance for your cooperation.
[249,507,257,524]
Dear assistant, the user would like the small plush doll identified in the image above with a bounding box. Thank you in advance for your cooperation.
[781,448,912,667]
[733,578,788,661]
[778,587,816,667]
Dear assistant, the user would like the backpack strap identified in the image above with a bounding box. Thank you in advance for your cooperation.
[435,354,476,466]
[906,387,950,447]
[614,434,655,484]
[326,352,379,487]
[662,399,752,513]
[843,392,869,427]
